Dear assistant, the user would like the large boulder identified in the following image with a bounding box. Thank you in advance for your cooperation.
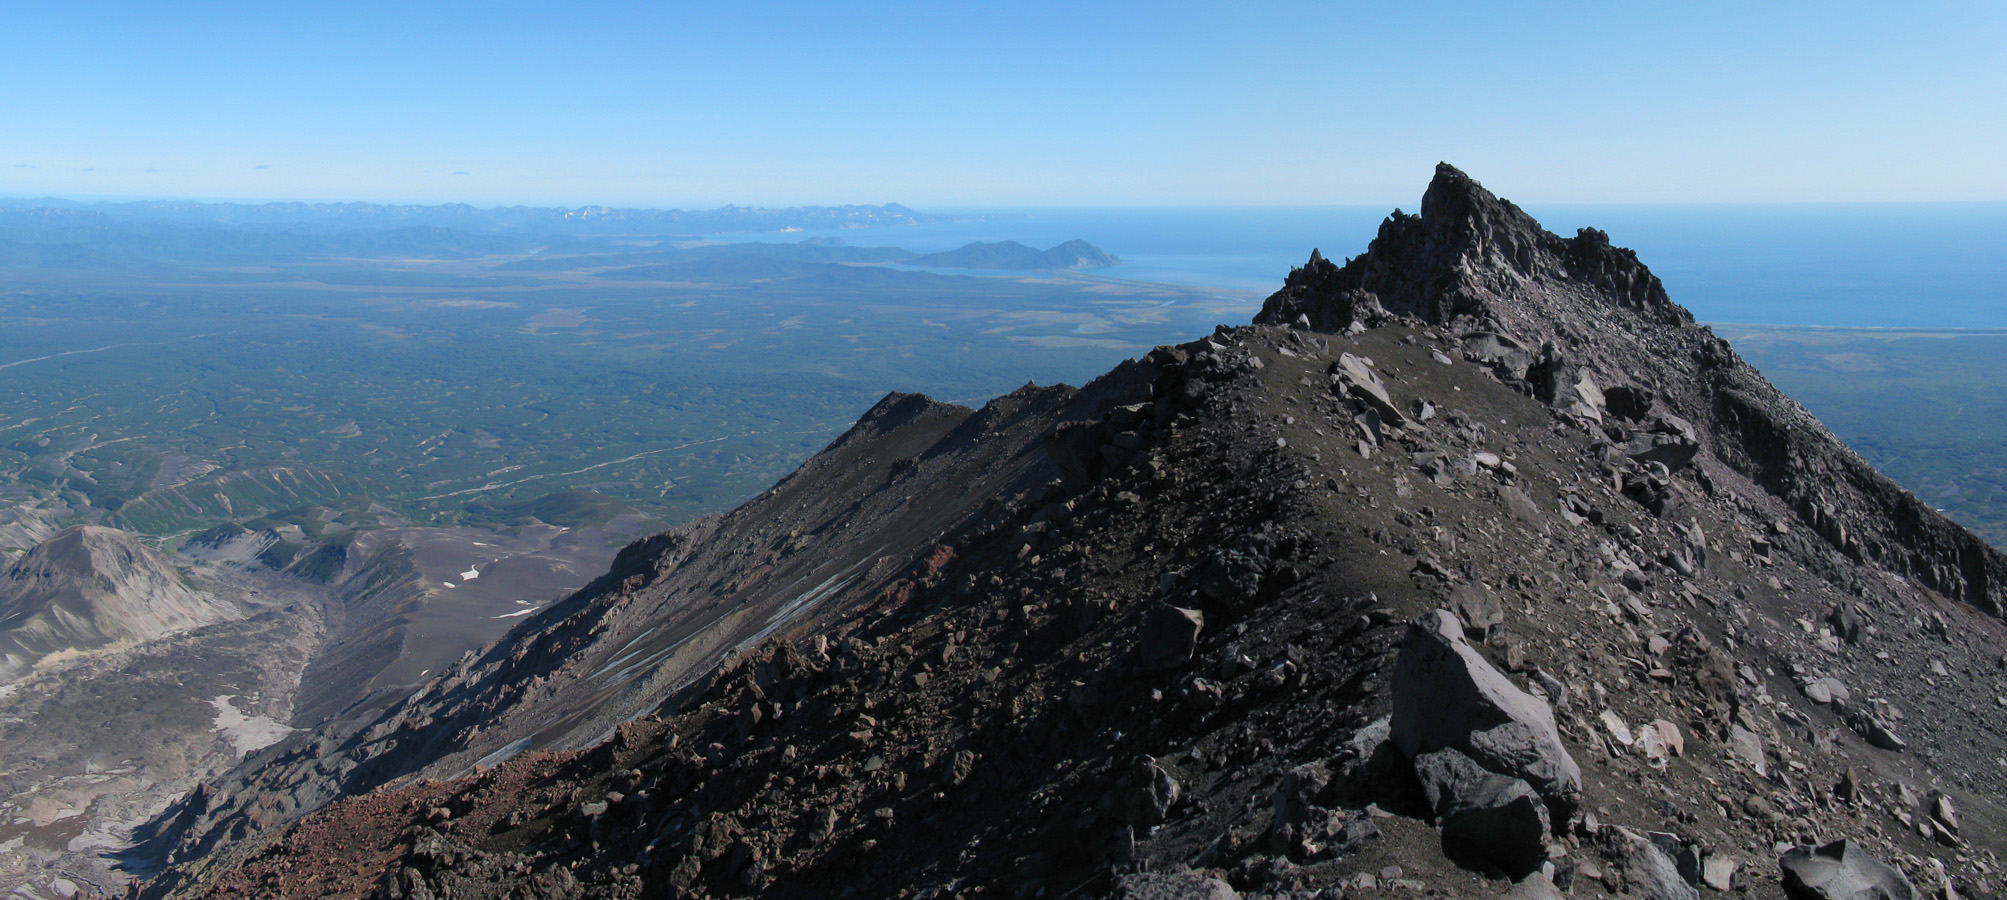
[1137,604,1205,670]
[1108,755,1181,826]
[1623,412,1702,471]
[1463,332,1535,382]
[1392,610,1581,814]
[1332,353,1406,425]
[1594,825,1700,900]
[1780,839,1914,900]
[1527,350,1605,424]
[1115,872,1239,900]
[1413,747,1550,878]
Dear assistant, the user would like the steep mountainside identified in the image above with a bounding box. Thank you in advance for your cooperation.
[141,382,1139,884]
[138,168,2007,900]
[0,526,240,681]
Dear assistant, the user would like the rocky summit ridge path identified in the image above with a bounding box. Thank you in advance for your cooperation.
[132,166,2007,900]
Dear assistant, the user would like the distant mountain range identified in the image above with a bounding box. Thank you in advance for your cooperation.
[906,238,1119,269]
[0,198,980,236]
[514,237,1122,277]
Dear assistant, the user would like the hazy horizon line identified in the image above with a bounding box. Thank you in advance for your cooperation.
[7,192,2007,214]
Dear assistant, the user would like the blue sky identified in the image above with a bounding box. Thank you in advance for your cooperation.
[2,1,2002,206]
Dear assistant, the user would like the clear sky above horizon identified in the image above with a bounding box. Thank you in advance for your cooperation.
[3,1,2002,207]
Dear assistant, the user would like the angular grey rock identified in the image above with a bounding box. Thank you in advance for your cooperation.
[1703,856,1739,892]
[1334,353,1406,424]
[1137,603,1205,670]
[1598,825,1700,900]
[1682,520,1709,569]
[1828,603,1865,644]
[1530,351,1605,423]
[1780,839,1915,900]
[1604,383,1656,420]
[1625,430,1702,471]
[1413,747,1550,878]
[1391,610,1582,813]
[1650,832,1702,887]
[1114,872,1239,900]
[1109,755,1181,826]
[1927,791,1959,836]
[1503,872,1566,900]
[1270,761,1333,831]
[1330,717,1405,805]
[1500,485,1544,528]
[1727,725,1767,776]
[1845,710,1906,752]
[1461,331,1535,380]
[1836,767,1864,804]
[1448,584,1505,638]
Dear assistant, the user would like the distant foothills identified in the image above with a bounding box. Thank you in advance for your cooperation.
[0,198,994,236]
[0,197,1120,272]
[907,238,1117,270]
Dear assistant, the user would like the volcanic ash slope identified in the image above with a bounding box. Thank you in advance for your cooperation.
[144,167,2007,900]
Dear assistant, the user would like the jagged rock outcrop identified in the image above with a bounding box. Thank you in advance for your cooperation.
[0,525,237,680]
[1258,163,2007,617]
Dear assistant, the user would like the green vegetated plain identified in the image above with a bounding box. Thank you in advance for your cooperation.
[0,226,1254,541]
[5,215,2002,556]
[1718,325,2007,549]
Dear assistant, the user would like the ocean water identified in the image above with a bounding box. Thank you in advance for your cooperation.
[710,203,2007,329]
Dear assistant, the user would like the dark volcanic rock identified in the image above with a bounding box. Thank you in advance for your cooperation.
[1136,603,1205,670]
[1412,747,1549,878]
[1114,872,1238,900]
[1596,825,1700,900]
[1391,610,1580,813]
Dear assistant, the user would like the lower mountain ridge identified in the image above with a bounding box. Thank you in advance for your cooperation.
[0,525,240,681]
[131,167,2007,900]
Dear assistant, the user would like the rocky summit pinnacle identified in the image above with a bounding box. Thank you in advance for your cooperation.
[1257,162,1683,337]
[1261,164,2006,618]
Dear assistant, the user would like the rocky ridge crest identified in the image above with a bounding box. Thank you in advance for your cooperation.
[1258,164,2005,618]
[133,168,2007,900]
